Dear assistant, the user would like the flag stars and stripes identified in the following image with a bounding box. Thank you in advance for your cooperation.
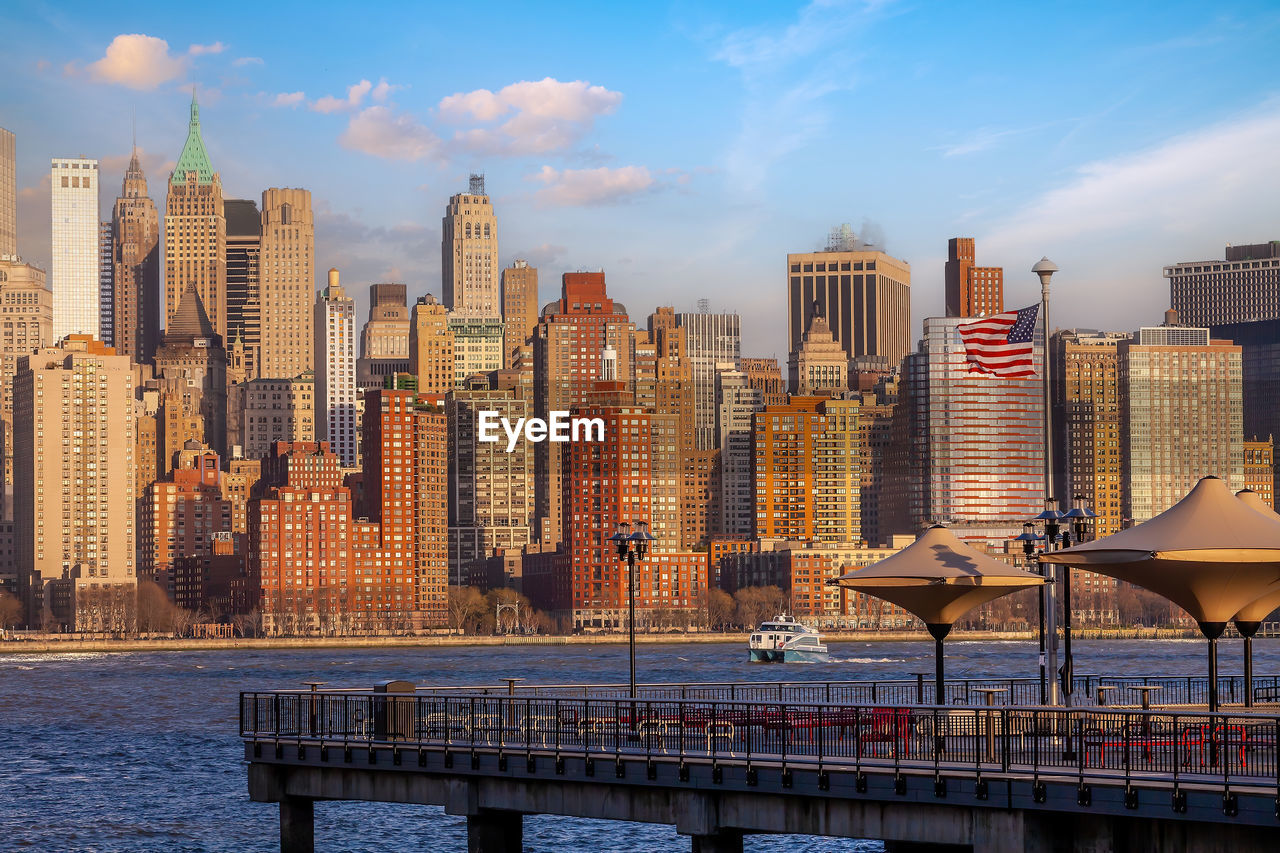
[957,304,1040,378]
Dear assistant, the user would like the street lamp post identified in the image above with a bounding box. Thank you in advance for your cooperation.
[1033,499,1064,706]
[1015,524,1046,704]
[1061,494,1097,703]
[610,520,653,699]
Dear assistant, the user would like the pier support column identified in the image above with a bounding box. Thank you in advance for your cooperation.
[691,829,744,853]
[279,797,314,853]
[467,809,522,853]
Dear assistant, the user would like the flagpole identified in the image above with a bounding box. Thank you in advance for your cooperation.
[1033,258,1061,706]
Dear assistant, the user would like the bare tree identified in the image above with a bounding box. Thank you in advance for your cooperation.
[0,591,21,630]
[448,586,487,634]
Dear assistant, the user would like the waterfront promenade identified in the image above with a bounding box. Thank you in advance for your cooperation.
[241,677,1280,852]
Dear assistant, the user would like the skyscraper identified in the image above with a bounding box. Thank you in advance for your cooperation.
[675,310,740,449]
[447,314,504,383]
[224,198,261,378]
[944,237,1004,318]
[715,365,761,537]
[1166,242,1280,327]
[752,397,862,543]
[0,258,52,499]
[15,336,136,629]
[1051,330,1127,538]
[358,283,410,391]
[257,189,314,378]
[788,303,848,395]
[50,158,101,340]
[0,128,15,259]
[741,357,787,407]
[408,295,454,394]
[447,383,535,585]
[1211,318,1280,487]
[154,283,227,466]
[902,317,1045,538]
[1122,323,1243,521]
[501,260,539,369]
[238,374,314,460]
[315,269,357,468]
[441,174,499,316]
[166,95,227,341]
[111,149,160,363]
[532,272,635,545]
[98,221,113,345]
[787,230,911,389]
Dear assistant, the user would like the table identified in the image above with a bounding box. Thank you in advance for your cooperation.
[302,681,329,735]
[1094,685,1119,707]
[973,688,1008,761]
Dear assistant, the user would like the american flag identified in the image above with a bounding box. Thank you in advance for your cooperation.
[957,305,1040,379]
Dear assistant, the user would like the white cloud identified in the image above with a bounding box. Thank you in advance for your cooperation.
[311,78,394,113]
[530,165,656,206]
[86,34,188,90]
[711,1,892,190]
[273,91,306,108]
[233,56,264,67]
[188,42,226,56]
[339,106,443,162]
[981,102,1280,327]
[439,77,623,155]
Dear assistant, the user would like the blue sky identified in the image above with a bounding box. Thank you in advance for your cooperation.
[3,0,1279,358]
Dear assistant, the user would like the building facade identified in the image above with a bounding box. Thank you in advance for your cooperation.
[1122,324,1243,521]
[441,175,500,316]
[787,241,911,387]
[257,188,314,378]
[944,237,1003,318]
[224,198,261,380]
[532,272,635,546]
[903,317,1045,533]
[165,96,227,342]
[752,397,861,543]
[0,127,14,259]
[1244,439,1275,509]
[716,365,762,537]
[1051,330,1128,537]
[0,259,52,488]
[154,284,228,467]
[501,260,539,369]
[14,336,136,629]
[51,158,100,340]
[239,373,315,460]
[111,150,161,363]
[446,386,535,584]
[448,314,504,383]
[788,304,849,395]
[1166,242,1280,327]
[408,295,454,394]
[315,269,357,468]
[675,311,740,449]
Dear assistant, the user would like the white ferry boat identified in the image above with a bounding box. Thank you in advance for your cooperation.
[748,614,829,662]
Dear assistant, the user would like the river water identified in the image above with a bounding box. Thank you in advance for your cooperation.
[1,638,1274,852]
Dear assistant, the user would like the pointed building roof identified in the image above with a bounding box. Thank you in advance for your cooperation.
[164,283,219,345]
[172,92,215,186]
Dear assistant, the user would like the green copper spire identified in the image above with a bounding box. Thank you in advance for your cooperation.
[172,90,215,186]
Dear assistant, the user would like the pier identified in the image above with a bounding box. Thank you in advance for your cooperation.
[241,678,1280,852]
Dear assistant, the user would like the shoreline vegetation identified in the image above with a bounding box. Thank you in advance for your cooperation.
[0,626,1209,655]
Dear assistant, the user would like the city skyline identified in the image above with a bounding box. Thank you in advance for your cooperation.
[3,1,1280,358]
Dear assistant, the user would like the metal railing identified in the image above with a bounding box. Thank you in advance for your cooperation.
[402,673,1280,708]
[242,689,1280,791]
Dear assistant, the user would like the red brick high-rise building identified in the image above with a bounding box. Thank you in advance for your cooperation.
[945,237,1004,318]
[248,395,448,633]
[532,272,635,546]
[547,398,707,630]
[143,443,232,587]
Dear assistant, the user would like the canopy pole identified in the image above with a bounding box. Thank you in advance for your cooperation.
[927,623,952,705]
[1201,621,1226,714]
[1236,619,1260,708]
